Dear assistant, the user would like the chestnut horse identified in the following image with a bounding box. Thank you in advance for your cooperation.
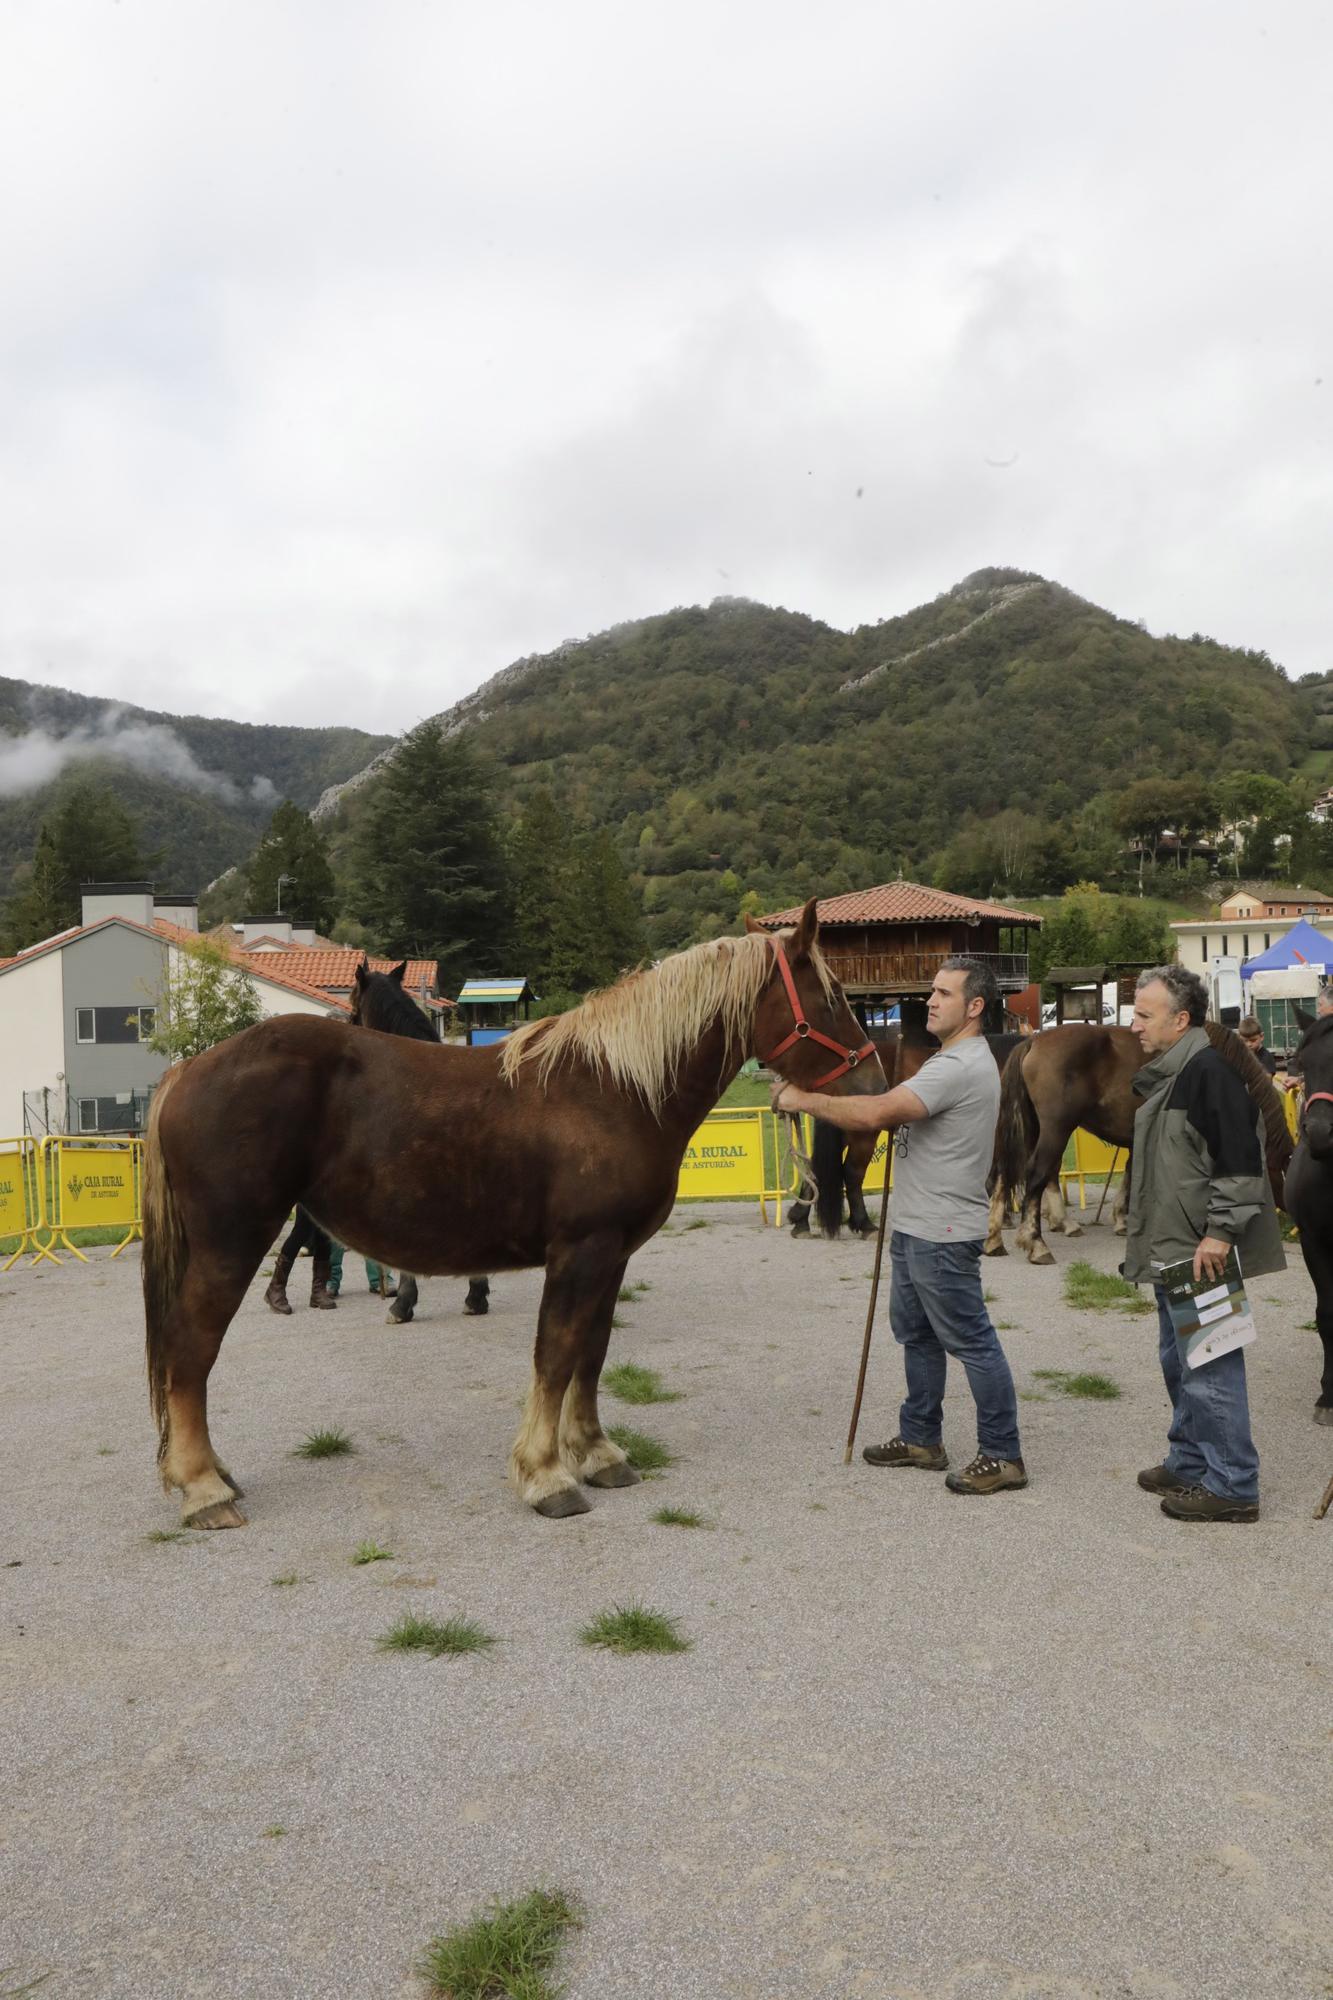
[141,902,885,1527]
[1277,1004,1333,1423]
[993,1022,1292,1265]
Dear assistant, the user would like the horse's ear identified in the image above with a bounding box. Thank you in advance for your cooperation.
[354,959,369,988]
[743,914,765,936]
[390,961,407,984]
[1294,1002,1316,1031]
[792,897,819,960]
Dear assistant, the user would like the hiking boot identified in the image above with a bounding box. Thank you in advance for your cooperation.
[862,1436,949,1471]
[264,1253,294,1315]
[1137,1462,1190,1495]
[309,1256,339,1310]
[1159,1485,1259,1523]
[945,1451,1027,1495]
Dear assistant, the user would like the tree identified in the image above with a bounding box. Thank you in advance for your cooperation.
[351,721,510,985]
[148,935,262,1060]
[509,790,645,993]
[1,781,150,951]
[245,800,337,929]
[1113,778,1183,892]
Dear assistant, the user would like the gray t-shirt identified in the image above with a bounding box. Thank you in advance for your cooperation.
[889,1034,1000,1243]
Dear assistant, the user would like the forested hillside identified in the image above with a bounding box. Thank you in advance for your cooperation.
[323,569,1333,954]
[0,676,392,899]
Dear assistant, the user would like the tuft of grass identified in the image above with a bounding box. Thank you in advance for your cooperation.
[652,1506,710,1529]
[606,1424,675,1473]
[609,1312,627,1329]
[983,1288,998,1303]
[144,1528,190,1545]
[377,1611,497,1659]
[1300,1319,1318,1331]
[602,1361,681,1406]
[352,1540,394,1565]
[419,1887,581,2000]
[271,1571,299,1587]
[262,1825,286,1839]
[579,1602,691,1655]
[1063,1261,1152,1314]
[1034,1368,1123,1401]
[293,1427,357,1459]
[683,1217,709,1231]
[97,1446,116,1456]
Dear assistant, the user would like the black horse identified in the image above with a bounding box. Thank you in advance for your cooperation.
[1280,1003,1333,1424]
[349,961,491,1324]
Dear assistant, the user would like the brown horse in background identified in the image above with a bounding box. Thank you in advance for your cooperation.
[142,902,886,1527]
[993,1023,1292,1265]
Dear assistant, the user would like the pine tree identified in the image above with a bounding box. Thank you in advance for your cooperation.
[245,800,337,929]
[1,782,149,951]
[352,722,510,984]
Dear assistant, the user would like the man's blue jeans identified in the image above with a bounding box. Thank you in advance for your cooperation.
[1154,1289,1259,1503]
[889,1232,1022,1461]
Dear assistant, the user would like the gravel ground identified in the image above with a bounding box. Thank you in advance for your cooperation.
[2,1205,1332,2000]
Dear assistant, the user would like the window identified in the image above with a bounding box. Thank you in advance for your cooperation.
[77,1098,98,1132]
[75,1008,95,1043]
[1221,934,1229,956]
[1199,934,1208,960]
[137,1007,155,1042]
[1243,934,1250,958]
[1265,932,1272,949]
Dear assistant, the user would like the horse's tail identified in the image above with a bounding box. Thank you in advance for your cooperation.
[996,1042,1038,1209]
[812,1116,847,1238]
[141,1067,188,1458]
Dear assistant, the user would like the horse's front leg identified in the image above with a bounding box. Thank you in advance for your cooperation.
[559,1260,640,1490]
[983,1175,1008,1256]
[1042,1181,1081,1239]
[510,1240,627,1518]
[843,1131,877,1236]
[463,1277,490,1315]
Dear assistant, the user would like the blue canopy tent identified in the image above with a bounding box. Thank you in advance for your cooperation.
[1240,918,1333,978]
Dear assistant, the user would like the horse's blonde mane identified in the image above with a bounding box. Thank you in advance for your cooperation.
[499,926,834,1113]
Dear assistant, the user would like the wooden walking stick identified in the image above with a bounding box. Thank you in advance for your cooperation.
[1092,1146,1123,1228]
[1315,1472,1333,1521]
[844,1155,892,1464]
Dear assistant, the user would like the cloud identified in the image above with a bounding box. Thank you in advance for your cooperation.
[0,0,1330,730]
[0,708,258,804]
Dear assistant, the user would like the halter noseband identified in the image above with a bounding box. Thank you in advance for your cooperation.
[759,936,877,1090]
[1303,1091,1333,1119]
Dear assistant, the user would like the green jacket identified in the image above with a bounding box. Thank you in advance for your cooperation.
[1123,1025,1285,1284]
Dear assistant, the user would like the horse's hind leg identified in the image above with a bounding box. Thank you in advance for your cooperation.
[559,1261,638,1491]
[388,1273,418,1324]
[511,1239,624,1517]
[1014,1135,1066,1266]
[843,1137,876,1237]
[158,1255,257,1528]
[1043,1181,1081,1239]
[463,1277,490,1316]
[983,1175,1008,1256]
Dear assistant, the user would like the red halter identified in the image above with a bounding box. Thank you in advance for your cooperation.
[1303,1092,1333,1118]
[759,937,877,1090]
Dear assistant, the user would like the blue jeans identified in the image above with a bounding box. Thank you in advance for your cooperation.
[889,1232,1022,1461]
[1154,1289,1259,1503]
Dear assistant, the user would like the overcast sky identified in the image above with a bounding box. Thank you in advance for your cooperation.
[2,0,1330,736]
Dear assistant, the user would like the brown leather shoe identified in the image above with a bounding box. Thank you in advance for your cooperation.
[264,1253,294,1315]
[309,1256,339,1310]
[945,1451,1027,1495]
[1137,1462,1190,1494]
[862,1436,949,1470]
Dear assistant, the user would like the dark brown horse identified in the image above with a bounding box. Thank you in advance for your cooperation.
[348,959,490,1323]
[994,1022,1292,1265]
[142,902,886,1527]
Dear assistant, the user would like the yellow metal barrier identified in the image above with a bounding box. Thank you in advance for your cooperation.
[676,1109,797,1224]
[0,1137,48,1270]
[41,1137,143,1261]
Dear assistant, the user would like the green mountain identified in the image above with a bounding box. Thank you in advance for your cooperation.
[323,569,1333,953]
[0,676,393,900]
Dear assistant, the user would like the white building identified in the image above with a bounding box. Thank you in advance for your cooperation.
[0,883,347,1139]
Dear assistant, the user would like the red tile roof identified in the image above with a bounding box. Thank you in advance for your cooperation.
[759,879,1042,927]
[0,913,347,1012]
[238,947,437,994]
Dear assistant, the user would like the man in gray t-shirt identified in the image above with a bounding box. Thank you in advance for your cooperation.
[773,957,1024,1495]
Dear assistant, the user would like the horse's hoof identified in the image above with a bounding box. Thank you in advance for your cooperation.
[388,1308,413,1324]
[982,1241,1007,1258]
[217,1468,245,1498]
[463,1301,489,1316]
[790,1224,811,1239]
[1314,1404,1333,1427]
[184,1499,247,1530]
[585,1459,641,1489]
[1063,1223,1083,1239]
[1027,1245,1056,1267]
[533,1485,592,1518]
